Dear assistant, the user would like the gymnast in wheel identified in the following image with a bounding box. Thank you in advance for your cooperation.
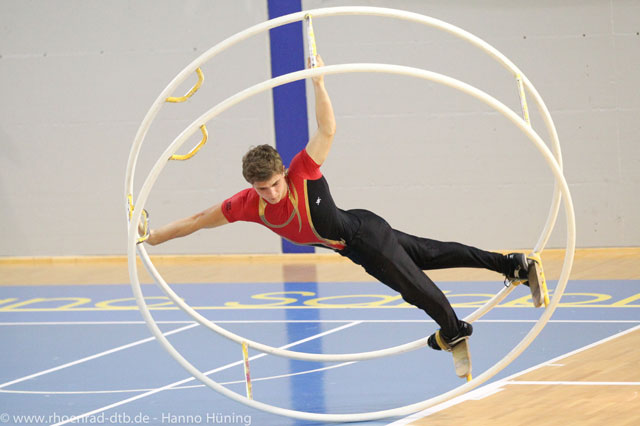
[141,55,531,351]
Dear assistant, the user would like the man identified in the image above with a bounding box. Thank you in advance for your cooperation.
[142,56,530,351]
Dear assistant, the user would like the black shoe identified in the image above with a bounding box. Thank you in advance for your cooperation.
[505,253,530,285]
[428,321,473,351]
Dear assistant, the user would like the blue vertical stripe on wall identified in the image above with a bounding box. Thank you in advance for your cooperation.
[267,0,314,254]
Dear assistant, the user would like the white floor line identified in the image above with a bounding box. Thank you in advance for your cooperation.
[1,319,638,326]
[0,323,198,389]
[0,361,356,395]
[387,323,640,426]
[51,321,362,426]
[0,321,196,326]
[504,380,640,386]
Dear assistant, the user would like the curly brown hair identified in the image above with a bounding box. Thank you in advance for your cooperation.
[242,144,284,183]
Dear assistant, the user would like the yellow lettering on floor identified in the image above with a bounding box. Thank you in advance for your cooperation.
[610,293,640,307]
[304,294,403,308]
[557,293,612,307]
[94,296,177,310]
[447,293,495,308]
[0,292,637,311]
[0,297,91,311]
[498,294,536,307]
[224,291,316,308]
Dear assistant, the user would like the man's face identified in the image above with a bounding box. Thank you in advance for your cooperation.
[252,170,287,204]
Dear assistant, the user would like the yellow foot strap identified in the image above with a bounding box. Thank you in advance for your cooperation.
[434,330,452,352]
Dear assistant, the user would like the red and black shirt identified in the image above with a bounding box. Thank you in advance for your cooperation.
[221,149,358,250]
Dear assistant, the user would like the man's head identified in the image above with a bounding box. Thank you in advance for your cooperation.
[242,145,287,204]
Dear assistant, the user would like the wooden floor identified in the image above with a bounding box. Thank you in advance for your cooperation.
[1,248,638,425]
[1,247,639,286]
[410,326,640,426]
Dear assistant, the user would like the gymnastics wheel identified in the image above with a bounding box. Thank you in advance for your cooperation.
[125,6,575,422]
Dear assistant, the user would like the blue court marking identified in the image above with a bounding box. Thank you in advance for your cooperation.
[1,280,638,426]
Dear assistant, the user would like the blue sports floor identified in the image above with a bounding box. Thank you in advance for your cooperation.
[1,279,639,425]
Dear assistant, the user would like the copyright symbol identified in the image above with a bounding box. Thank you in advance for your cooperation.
[0,413,9,423]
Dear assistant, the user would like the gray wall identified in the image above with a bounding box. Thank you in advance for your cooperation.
[1,0,638,257]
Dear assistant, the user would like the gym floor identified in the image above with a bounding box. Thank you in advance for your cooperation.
[1,248,639,425]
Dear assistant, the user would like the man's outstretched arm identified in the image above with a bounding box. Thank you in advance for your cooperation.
[305,55,336,166]
[144,203,229,246]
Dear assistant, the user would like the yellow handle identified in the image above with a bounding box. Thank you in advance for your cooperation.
[242,341,253,400]
[304,14,318,68]
[128,194,150,244]
[170,125,208,161]
[127,194,135,220]
[137,209,150,244]
[166,68,204,103]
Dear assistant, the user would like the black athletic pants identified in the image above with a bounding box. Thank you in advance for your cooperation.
[338,209,510,338]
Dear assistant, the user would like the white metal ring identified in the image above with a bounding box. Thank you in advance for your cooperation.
[124,5,562,363]
[125,7,575,422]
